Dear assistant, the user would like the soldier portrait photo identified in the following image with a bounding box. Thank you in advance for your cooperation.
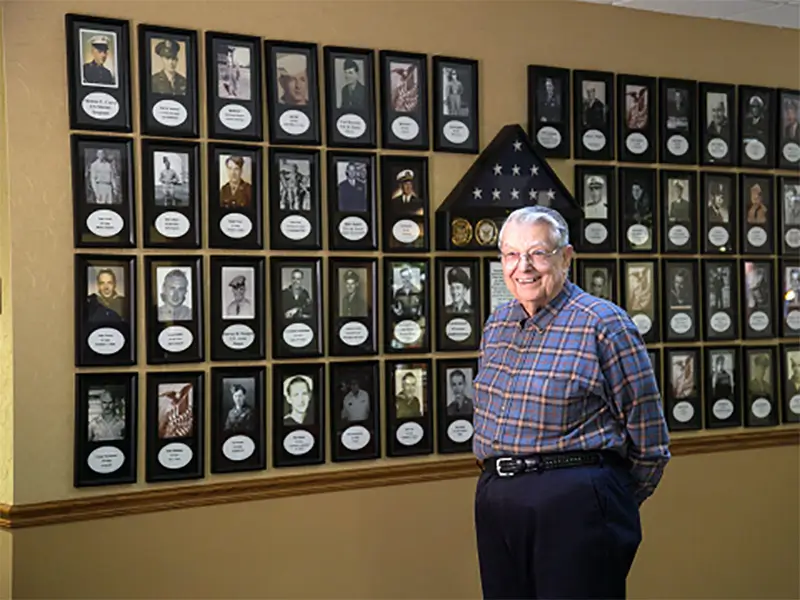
[781,93,800,143]
[221,266,255,320]
[219,154,253,209]
[84,147,123,205]
[706,92,730,139]
[626,263,654,314]
[390,168,424,215]
[80,29,118,88]
[278,157,312,212]
[443,266,473,314]
[785,350,800,399]
[86,264,127,324]
[280,267,314,323]
[335,56,366,110]
[87,385,126,442]
[708,350,735,401]
[337,267,368,318]
[783,182,800,225]
[156,266,193,323]
[153,151,189,207]
[157,382,194,439]
[276,52,309,106]
[748,352,772,398]
[707,178,732,224]
[150,38,187,96]
[742,93,769,141]
[582,174,607,219]
[583,267,611,301]
[785,267,800,310]
[389,61,419,113]
[222,377,255,435]
[707,265,732,311]
[336,368,372,425]
[446,368,474,417]
[666,265,692,310]
[391,264,424,320]
[670,352,696,399]
[394,367,425,419]
[581,80,607,129]
[745,181,768,225]
[667,178,692,223]
[536,76,562,123]
[442,64,470,117]
[335,158,368,213]
[666,86,689,132]
[217,45,251,101]
[626,178,653,227]
[625,84,648,130]
[744,262,770,311]
[282,374,314,426]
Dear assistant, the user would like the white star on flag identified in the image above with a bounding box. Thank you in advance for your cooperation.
[513,140,523,151]
[510,189,520,200]
[473,187,483,200]
[529,189,538,200]
[512,165,521,176]
[492,188,501,201]
[547,189,556,200]
[530,165,539,176]
[493,164,502,175]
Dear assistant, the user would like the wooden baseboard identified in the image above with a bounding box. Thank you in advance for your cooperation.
[1,427,797,529]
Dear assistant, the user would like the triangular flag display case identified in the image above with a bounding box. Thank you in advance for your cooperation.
[436,124,582,251]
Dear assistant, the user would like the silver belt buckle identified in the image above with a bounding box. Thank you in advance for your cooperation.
[495,457,515,477]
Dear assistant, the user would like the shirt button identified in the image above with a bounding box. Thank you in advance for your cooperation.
[501,404,507,411]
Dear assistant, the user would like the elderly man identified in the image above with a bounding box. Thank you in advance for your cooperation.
[473,205,670,600]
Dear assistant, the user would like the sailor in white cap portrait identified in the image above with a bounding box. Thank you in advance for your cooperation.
[391,168,423,213]
[151,38,187,96]
[583,174,607,219]
[81,31,116,87]
[276,52,309,106]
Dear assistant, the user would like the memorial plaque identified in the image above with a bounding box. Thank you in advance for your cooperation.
[702,259,739,341]
[269,147,321,250]
[777,89,800,171]
[272,362,325,468]
[704,348,742,429]
[738,85,775,170]
[326,151,378,251]
[780,258,800,338]
[663,260,699,342]
[573,69,615,161]
[329,360,381,462]
[379,50,429,151]
[528,65,571,159]
[664,348,702,431]
[270,257,324,359]
[208,143,263,249]
[436,257,480,352]
[658,77,697,165]
[381,155,429,252]
[386,359,433,458]
[660,170,697,254]
[574,165,616,253]
[742,259,775,339]
[700,82,736,166]
[780,343,800,424]
[323,46,376,149]
[617,74,656,164]
[701,172,737,254]
[482,257,515,323]
[385,258,430,353]
[740,173,774,255]
[619,168,657,253]
[779,176,800,254]
[329,258,378,357]
[744,346,779,427]
[432,55,480,154]
[436,358,477,454]
[621,260,660,343]
[576,258,617,304]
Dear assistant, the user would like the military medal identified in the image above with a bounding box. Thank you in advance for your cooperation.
[475,218,498,246]
[451,218,473,246]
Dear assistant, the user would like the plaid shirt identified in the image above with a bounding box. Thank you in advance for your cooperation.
[473,280,670,504]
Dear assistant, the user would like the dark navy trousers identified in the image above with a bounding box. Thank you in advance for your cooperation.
[474,459,642,600]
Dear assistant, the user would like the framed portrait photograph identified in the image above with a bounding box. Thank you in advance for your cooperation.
[205,32,263,141]
[380,155,430,252]
[323,46,376,149]
[777,89,800,171]
[327,151,378,251]
[385,359,433,458]
[145,371,204,483]
[738,85,775,169]
[779,176,800,254]
[574,165,616,252]
[699,82,736,166]
[704,348,742,429]
[144,256,204,365]
[384,258,430,354]
[780,342,800,423]
[141,139,200,249]
[272,362,325,468]
[621,259,660,343]
[379,50,429,151]
[74,372,137,487]
[616,74,656,163]
[210,366,266,474]
[744,346,779,427]
[65,14,132,132]
[619,168,657,253]
[432,55,479,154]
[742,259,775,339]
[658,77,697,165]
[576,258,617,304]
[269,148,322,250]
[660,170,697,254]
[662,260,699,343]
[740,173,774,254]
[71,134,136,248]
[664,348,702,431]
[527,65,571,159]
[209,256,265,362]
[264,40,321,146]
[573,69,615,161]
[780,258,800,338]
[270,257,324,359]
[648,348,663,396]
[435,257,481,352]
[436,358,477,455]
[75,254,137,367]
[329,360,381,462]
[137,25,198,138]
[702,259,739,341]
[482,257,515,322]
[701,172,738,254]
[329,258,378,357]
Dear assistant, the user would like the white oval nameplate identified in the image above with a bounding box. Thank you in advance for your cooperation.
[283,322,314,348]
[749,311,769,331]
[153,99,188,127]
[339,321,369,347]
[220,213,252,239]
[584,222,608,245]
[447,419,474,444]
[582,129,606,151]
[338,216,368,242]
[783,142,800,163]
[787,310,800,331]
[712,399,734,420]
[708,138,728,159]
[394,320,422,345]
[747,226,767,248]
[155,211,190,239]
[88,327,125,355]
[396,422,424,446]
[280,215,312,241]
[751,398,771,419]
[668,225,690,247]
[710,312,731,333]
[87,209,124,238]
[158,325,193,353]
[445,318,472,343]
[336,114,367,139]
[87,446,125,474]
[708,226,730,247]
[82,91,119,120]
[341,425,371,451]
[626,132,648,154]
[391,116,419,141]
[627,224,650,246]
[745,139,766,161]
[222,324,255,350]
[670,312,692,335]
[785,228,800,249]
[283,430,315,456]
[158,442,193,469]
[279,109,310,135]
[667,135,689,156]
[790,395,800,416]
[392,219,420,244]
[219,104,252,130]
[632,313,652,335]
[222,435,255,461]
[443,120,470,145]
[673,400,694,423]
[537,126,561,149]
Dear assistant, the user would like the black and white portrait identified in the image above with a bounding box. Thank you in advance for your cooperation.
[786,350,800,398]
[582,80,607,128]
[86,264,127,323]
[391,264,424,319]
[708,350,735,399]
[153,150,189,207]
[219,154,253,209]
[157,382,194,439]
[221,266,254,320]
[280,267,314,322]
[584,267,611,300]
[706,177,731,224]
[80,29,118,88]
[337,368,372,424]
[785,267,800,309]
[335,56,366,110]
[156,266,193,322]
[389,61,419,113]
[279,157,312,212]
[667,178,691,223]
[667,266,692,309]
[338,267,368,318]
[626,179,653,225]
[150,38,188,97]
[744,262,770,310]
[222,377,255,434]
[670,353,696,399]
[85,147,123,205]
[781,93,800,143]
[666,87,689,132]
[706,92,729,138]
[218,45,251,101]
[748,352,772,397]
[745,181,769,225]
[742,92,769,140]
[335,158,368,213]
[394,367,424,418]
[276,52,309,106]
[707,266,732,311]
[87,385,126,441]
[446,367,474,416]
[537,76,562,123]
[625,84,648,130]
[626,264,653,313]
[442,65,470,117]
[783,183,800,225]
[282,374,314,425]
[443,266,473,314]
[582,174,607,219]
[390,167,424,214]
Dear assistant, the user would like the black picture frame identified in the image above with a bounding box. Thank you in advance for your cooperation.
[777,88,800,171]
[658,77,697,165]
[743,346,779,427]
[482,256,515,322]
[384,257,431,354]
[574,165,616,253]
[740,173,775,255]
[648,348,663,397]
[436,358,477,455]
[329,257,378,357]
[379,50,429,151]
[329,360,381,462]
[616,74,656,164]
[620,259,660,343]
[137,24,199,138]
[779,342,800,424]
[738,85,775,170]
[701,171,738,254]
[205,31,263,142]
[704,347,742,429]
[778,175,800,255]
[144,255,204,365]
[74,372,138,487]
[662,260,699,343]
[71,134,136,248]
[573,69,615,161]
[576,258,618,304]
[145,371,204,483]
[210,366,266,474]
[323,46,376,149]
[75,254,137,367]
[141,138,201,249]
[435,257,481,352]
[618,167,657,253]
[660,169,698,254]
[386,358,433,458]
[699,82,736,166]
[527,65,571,159]
[268,147,322,250]
[432,55,479,154]
[264,40,321,146]
[209,255,266,362]
[326,150,378,251]
[742,259,776,340]
[380,154,430,253]
[780,257,800,339]
[272,362,325,468]
[702,259,739,341]
[65,13,132,133]
[663,347,702,431]
[270,257,324,359]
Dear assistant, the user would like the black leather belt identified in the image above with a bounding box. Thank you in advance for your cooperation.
[480,450,627,478]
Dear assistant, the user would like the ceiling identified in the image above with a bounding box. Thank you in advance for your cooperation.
[576,0,800,29]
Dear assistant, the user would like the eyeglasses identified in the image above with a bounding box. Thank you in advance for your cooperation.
[500,247,562,269]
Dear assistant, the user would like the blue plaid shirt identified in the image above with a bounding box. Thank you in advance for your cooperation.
[473,280,671,504]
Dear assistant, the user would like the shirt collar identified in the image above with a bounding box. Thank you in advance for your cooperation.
[507,280,576,331]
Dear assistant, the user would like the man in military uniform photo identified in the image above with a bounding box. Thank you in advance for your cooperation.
[82,33,116,87]
[281,269,313,322]
[395,371,423,419]
[86,267,125,324]
[391,266,423,319]
[446,369,473,416]
[87,148,119,205]
[748,353,772,397]
[444,267,472,314]
[224,382,253,434]
[157,268,193,322]
[88,387,125,442]
[219,155,252,208]
[583,175,607,219]
[391,169,423,215]
[338,58,366,110]
[224,274,253,319]
[339,269,367,318]
[151,38,187,96]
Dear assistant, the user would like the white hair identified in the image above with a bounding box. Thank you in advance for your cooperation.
[497,205,570,249]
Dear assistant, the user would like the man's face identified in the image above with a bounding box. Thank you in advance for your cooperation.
[400,270,411,287]
[673,274,684,290]
[281,71,308,104]
[97,272,116,299]
[401,181,413,196]
[345,278,357,295]
[350,380,360,393]
[545,79,554,96]
[450,374,465,399]
[226,160,242,184]
[346,164,356,181]
[232,283,245,302]
[343,67,358,86]
[97,149,106,161]
[587,87,595,102]
[402,375,416,397]
[232,389,245,408]
[291,271,303,291]
[450,282,466,304]
[588,185,603,203]
[715,357,724,373]
[632,184,643,200]
[163,275,187,307]
[712,106,724,125]
[750,185,763,205]
[161,54,178,75]
[754,361,767,378]
[590,275,605,297]
[100,391,114,415]
[787,106,798,125]
[91,45,108,65]
[288,381,310,412]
